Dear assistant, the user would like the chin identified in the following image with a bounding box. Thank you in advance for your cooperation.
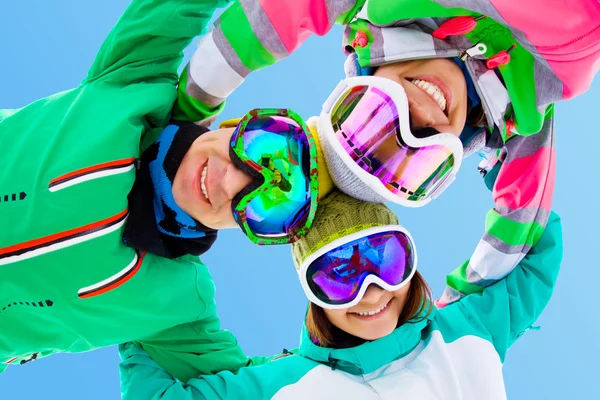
[200,217,237,231]
[357,321,398,341]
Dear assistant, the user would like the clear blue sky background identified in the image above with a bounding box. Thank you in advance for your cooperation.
[1,1,598,398]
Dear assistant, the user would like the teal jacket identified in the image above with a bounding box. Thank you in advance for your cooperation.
[119,211,563,399]
[0,0,249,382]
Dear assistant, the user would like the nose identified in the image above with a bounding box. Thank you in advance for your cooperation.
[359,284,387,306]
[408,98,436,131]
[222,164,254,200]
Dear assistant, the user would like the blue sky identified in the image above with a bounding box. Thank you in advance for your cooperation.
[1,0,598,398]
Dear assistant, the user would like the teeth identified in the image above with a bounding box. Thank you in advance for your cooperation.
[355,301,389,317]
[410,79,447,112]
[200,165,209,202]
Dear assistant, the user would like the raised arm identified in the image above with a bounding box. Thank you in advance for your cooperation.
[440,210,562,360]
[134,315,248,383]
[120,342,311,400]
[438,107,556,307]
[173,0,365,122]
[436,105,560,359]
[85,0,230,86]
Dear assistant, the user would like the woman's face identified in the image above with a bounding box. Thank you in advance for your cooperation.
[374,58,468,137]
[324,283,411,341]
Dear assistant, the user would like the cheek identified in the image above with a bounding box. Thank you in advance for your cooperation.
[392,284,411,307]
[213,128,236,157]
[188,128,233,159]
[172,157,195,202]
[324,309,350,330]
[373,66,403,85]
[189,134,212,156]
[216,208,238,229]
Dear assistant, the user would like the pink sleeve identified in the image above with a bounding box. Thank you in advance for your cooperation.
[490,0,600,99]
[257,0,335,53]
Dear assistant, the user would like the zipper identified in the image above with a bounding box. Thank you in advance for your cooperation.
[377,50,461,65]
[377,42,487,66]
[459,43,487,61]
[464,56,497,131]
[20,352,39,365]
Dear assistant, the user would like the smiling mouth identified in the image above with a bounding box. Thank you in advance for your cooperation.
[408,78,449,115]
[200,164,210,204]
[351,299,392,317]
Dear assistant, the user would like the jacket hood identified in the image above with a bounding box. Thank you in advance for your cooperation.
[0,109,17,124]
[343,0,567,150]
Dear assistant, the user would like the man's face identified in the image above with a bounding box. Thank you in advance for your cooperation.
[172,127,254,230]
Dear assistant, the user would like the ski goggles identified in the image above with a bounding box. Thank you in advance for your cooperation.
[319,76,463,207]
[224,109,319,245]
[299,225,417,309]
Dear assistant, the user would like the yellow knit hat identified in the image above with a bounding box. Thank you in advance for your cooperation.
[291,190,399,270]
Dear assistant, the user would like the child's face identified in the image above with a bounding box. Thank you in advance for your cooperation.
[374,58,468,138]
[324,283,411,341]
[172,127,254,230]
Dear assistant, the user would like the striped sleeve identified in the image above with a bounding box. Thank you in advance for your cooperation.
[173,0,365,123]
[437,107,556,307]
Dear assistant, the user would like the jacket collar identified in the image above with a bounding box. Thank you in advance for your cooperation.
[299,308,435,375]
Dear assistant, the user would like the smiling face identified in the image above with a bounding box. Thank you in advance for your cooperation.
[172,127,254,230]
[323,283,412,341]
[374,58,468,137]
